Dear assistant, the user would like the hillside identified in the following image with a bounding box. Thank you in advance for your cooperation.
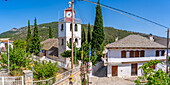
[0,22,163,45]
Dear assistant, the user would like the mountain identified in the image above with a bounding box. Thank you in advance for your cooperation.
[0,22,165,45]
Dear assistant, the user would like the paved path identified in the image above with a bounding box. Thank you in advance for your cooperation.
[89,76,137,85]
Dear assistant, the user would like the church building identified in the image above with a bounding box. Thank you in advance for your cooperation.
[58,2,81,60]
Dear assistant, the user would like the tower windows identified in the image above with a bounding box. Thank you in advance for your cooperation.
[61,24,64,31]
[75,38,78,45]
[70,23,72,31]
[61,39,64,45]
[69,38,72,43]
[75,24,78,31]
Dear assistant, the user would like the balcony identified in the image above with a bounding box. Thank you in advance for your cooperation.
[59,17,81,24]
[108,56,166,65]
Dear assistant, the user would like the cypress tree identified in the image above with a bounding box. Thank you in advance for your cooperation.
[87,23,91,43]
[49,26,53,38]
[26,20,32,52]
[26,20,31,42]
[32,17,40,55]
[91,0,105,51]
[81,28,86,44]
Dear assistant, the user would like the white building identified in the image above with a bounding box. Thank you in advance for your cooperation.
[106,35,167,77]
[58,2,81,60]
[0,39,13,54]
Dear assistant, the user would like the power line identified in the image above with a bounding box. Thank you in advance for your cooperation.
[79,0,168,30]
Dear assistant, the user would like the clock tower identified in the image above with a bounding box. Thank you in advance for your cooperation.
[58,1,81,60]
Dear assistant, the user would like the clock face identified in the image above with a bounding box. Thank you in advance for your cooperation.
[66,12,72,18]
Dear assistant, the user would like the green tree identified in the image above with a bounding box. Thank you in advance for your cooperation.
[87,23,91,43]
[13,39,27,49]
[49,26,53,38]
[81,28,86,44]
[134,59,170,85]
[91,0,105,55]
[26,20,32,52]
[26,20,31,42]
[0,47,32,76]
[32,17,40,55]
[33,60,60,80]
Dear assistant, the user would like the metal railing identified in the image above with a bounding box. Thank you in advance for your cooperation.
[0,76,23,85]
[59,17,81,23]
[54,66,80,84]
[33,77,56,85]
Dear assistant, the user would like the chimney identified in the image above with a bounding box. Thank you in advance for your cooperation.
[115,36,118,42]
[149,34,154,41]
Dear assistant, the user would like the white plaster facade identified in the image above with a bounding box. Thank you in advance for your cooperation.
[58,4,81,61]
[107,49,167,77]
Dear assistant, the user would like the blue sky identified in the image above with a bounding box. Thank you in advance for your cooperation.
[0,0,170,37]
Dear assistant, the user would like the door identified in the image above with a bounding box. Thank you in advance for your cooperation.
[131,64,138,76]
[112,66,118,76]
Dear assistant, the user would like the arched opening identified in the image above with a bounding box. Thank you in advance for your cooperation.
[121,50,126,58]
[75,24,78,31]
[61,24,64,31]
[130,50,134,58]
[70,23,72,31]
[156,50,159,57]
[69,38,72,43]
[61,39,64,45]
[161,50,165,56]
[140,50,145,57]
[75,38,78,45]
[135,50,139,57]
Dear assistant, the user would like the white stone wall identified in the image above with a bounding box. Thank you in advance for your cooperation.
[58,22,81,59]
[108,49,164,59]
[118,64,131,76]
[107,61,166,77]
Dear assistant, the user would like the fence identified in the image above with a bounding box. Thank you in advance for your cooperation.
[54,66,80,84]
[0,76,24,85]
[33,77,56,85]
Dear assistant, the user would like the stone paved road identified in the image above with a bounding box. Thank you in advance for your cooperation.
[89,76,137,85]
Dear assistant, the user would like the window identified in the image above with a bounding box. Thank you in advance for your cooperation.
[75,38,78,45]
[161,50,165,56]
[61,24,63,31]
[130,51,134,58]
[156,50,159,57]
[135,50,139,57]
[70,23,72,31]
[140,50,145,57]
[75,24,78,31]
[61,39,64,45]
[69,38,72,43]
[121,51,126,58]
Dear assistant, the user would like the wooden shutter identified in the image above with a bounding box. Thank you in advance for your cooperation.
[135,50,139,57]
[121,51,126,58]
[140,50,145,57]
[156,50,159,57]
[161,50,165,56]
[130,51,134,58]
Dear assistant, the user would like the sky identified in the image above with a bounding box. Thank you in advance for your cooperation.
[0,0,170,37]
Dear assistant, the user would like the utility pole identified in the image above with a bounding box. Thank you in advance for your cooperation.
[71,0,75,85]
[71,0,74,70]
[166,28,169,74]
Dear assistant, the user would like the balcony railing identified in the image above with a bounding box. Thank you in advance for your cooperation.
[59,17,81,23]
[108,56,166,64]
